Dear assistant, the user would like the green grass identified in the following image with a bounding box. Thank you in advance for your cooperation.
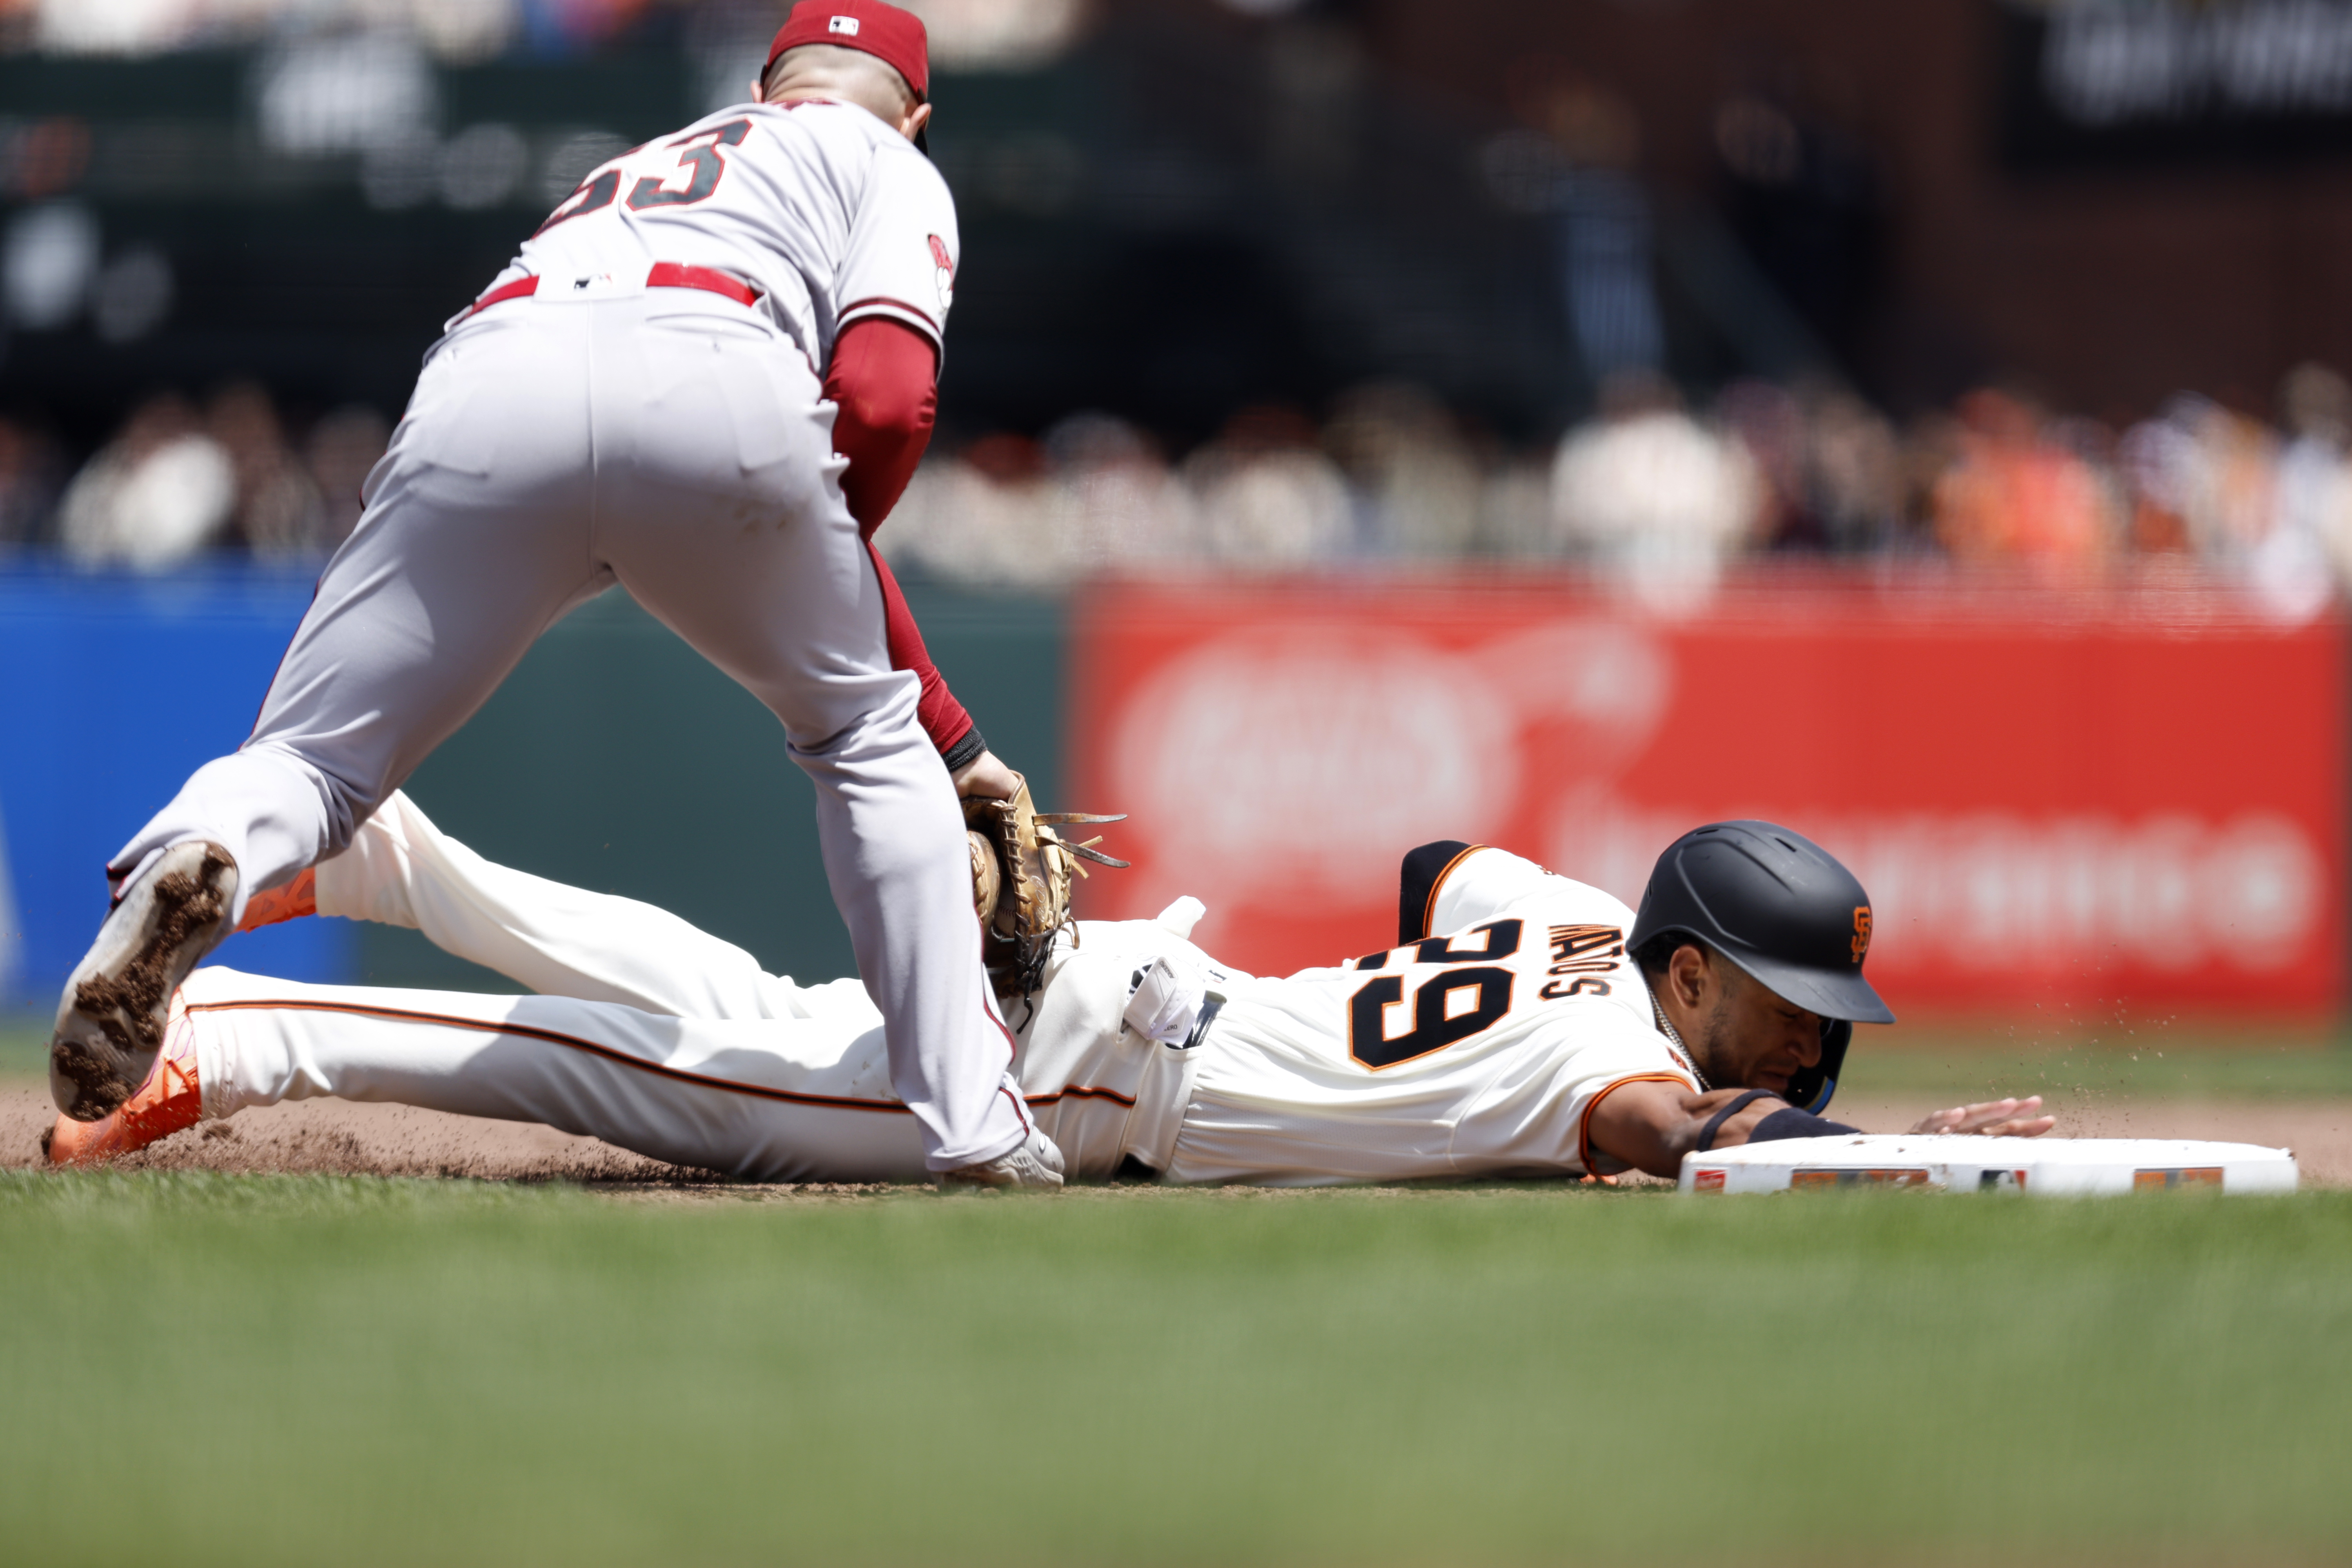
[2,1174,2348,1566]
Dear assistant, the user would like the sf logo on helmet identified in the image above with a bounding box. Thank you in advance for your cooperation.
[1851,906,1872,964]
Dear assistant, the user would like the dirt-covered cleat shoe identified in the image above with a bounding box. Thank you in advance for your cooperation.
[45,994,203,1166]
[49,841,238,1123]
[939,1127,1067,1191]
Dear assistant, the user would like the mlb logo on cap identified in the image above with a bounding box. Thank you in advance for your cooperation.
[768,0,930,98]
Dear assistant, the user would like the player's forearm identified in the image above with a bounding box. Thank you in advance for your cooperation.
[830,317,977,764]
[826,316,938,535]
[1588,1082,1858,1179]
[865,540,983,766]
[1586,1082,1722,1178]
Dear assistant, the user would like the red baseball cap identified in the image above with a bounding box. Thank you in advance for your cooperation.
[767,0,929,99]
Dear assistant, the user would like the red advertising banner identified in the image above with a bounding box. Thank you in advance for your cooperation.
[1069,575,2346,1020]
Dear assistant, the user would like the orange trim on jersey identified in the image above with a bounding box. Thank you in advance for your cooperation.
[1024,1083,1137,1110]
[839,295,942,337]
[1577,1072,1697,1175]
[184,998,919,1115]
[1419,844,1488,940]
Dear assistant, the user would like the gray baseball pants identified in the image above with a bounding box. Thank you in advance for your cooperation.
[107,283,1031,1170]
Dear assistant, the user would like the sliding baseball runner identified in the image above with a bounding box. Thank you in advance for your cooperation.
[49,800,2050,1182]
[45,1,1064,1185]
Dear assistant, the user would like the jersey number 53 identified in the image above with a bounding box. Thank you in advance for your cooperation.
[536,120,755,236]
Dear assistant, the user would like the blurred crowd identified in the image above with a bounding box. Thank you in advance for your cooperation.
[12,364,2352,619]
[0,388,388,567]
[879,363,2352,617]
[12,0,695,63]
[2,0,1090,69]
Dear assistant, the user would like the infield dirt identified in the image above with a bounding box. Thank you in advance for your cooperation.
[5,1080,2348,1188]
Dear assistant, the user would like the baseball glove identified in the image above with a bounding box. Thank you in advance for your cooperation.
[964,780,1127,997]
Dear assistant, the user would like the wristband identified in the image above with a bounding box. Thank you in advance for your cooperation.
[1749,1107,1862,1143]
[1696,1089,1776,1151]
[940,726,988,774]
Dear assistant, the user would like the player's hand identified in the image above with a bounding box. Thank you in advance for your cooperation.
[1907,1096,2053,1138]
[951,749,1022,802]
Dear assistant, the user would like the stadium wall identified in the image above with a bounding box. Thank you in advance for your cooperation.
[1069,573,2349,1023]
[0,566,1063,1007]
[4,566,2342,1023]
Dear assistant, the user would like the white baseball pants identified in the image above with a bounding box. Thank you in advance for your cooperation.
[110,285,1027,1169]
[179,965,931,1183]
[176,791,1222,1181]
[174,790,1103,1181]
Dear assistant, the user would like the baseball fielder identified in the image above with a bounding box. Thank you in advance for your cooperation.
[49,800,2051,1183]
[46,2,1062,1185]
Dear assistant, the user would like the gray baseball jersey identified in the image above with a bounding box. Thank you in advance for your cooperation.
[487,98,958,370]
[107,94,1028,1173]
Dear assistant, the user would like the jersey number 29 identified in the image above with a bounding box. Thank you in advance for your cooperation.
[1347,920,1519,1070]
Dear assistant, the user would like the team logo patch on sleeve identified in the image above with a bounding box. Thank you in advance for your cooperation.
[929,234,954,308]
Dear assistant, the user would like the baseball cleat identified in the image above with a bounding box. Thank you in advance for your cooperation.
[233,866,316,933]
[939,1127,1067,1191]
[44,993,204,1166]
[49,841,238,1123]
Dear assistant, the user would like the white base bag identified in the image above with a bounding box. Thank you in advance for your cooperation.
[1680,1135,2298,1196]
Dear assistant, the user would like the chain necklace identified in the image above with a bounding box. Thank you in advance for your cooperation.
[1647,984,1711,1092]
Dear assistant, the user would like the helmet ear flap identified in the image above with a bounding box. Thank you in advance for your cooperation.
[1784,1018,1852,1113]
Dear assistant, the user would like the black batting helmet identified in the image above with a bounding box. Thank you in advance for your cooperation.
[1630,820,1892,1112]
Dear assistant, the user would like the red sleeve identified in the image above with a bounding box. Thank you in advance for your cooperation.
[829,317,976,763]
[867,540,978,763]
[824,316,938,538]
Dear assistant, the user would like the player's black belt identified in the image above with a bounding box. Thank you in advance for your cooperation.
[1182,991,1227,1051]
[465,262,763,318]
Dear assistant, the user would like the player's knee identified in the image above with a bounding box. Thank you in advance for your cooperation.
[788,684,928,764]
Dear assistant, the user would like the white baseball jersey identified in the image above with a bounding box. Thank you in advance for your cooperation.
[485,98,958,371]
[1163,847,1701,1184]
[172,801,1696,1185]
